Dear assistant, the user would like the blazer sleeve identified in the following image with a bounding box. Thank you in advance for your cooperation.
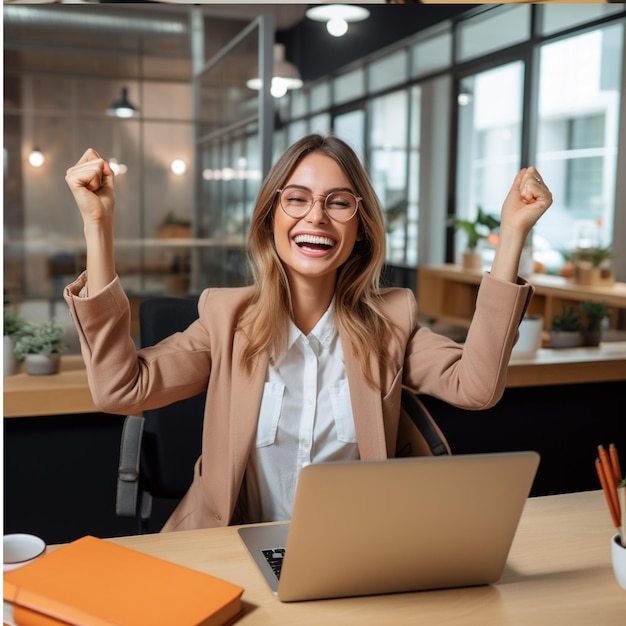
[64,273,212,415]
[403,272,533,410]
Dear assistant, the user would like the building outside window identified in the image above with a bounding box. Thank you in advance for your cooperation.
[534,24,623,268]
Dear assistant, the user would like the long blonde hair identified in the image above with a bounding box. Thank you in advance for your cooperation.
[240,134,391,386]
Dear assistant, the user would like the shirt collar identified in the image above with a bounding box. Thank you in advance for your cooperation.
[286,298,336,352]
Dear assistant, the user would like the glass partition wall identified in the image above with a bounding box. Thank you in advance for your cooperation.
[192,12,274,291]
[3,5,275,331]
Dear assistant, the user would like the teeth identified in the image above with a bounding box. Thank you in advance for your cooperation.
[293,234,335,247]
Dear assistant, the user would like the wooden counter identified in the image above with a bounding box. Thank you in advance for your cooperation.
[4,344,626,418]
[3,355,99,418]
[418,264,626,330]
[507,341,626,386]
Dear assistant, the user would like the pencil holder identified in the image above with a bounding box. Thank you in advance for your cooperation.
[612,534,626,590]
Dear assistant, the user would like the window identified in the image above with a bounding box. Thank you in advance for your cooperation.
[455,61,524,265]
[368,49,408,92]
[411,28,452,78]
[534,25,622,265]
[369,90,410,265]
[456,6,530,62]
[333,68,365,106]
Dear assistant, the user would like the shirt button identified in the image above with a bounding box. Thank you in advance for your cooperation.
[214,513,222,521]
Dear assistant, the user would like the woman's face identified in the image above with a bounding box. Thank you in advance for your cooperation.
[273,152,361,292]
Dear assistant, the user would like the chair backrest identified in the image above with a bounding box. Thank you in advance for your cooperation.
[138,297,205,499]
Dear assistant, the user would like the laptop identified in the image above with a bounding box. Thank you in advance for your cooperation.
[238,451,539,602]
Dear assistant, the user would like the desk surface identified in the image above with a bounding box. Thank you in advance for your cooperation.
[506,340,626,386]
[4,343,626,417]
[73,491,621,625]
[3,355,99,417]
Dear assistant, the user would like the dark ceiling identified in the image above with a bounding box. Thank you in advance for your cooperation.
[3,3,474,84]
[279,5,472,82]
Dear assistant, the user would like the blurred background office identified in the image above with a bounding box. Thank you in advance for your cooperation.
[4,2,626,545]
[4,2,626,342]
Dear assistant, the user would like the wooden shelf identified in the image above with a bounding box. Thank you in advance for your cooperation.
[417,264,626,331]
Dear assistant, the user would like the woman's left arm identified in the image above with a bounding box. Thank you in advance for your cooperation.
[490,166,553,284]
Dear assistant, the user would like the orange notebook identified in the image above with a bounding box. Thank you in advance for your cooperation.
[3,535,244,626]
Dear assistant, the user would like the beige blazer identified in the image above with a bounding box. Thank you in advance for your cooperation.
[64,272,532,532]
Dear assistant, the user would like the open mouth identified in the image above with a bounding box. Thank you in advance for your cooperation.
[293,234,336,251]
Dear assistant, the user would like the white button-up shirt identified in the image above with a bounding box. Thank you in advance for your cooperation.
[241,302,359,523]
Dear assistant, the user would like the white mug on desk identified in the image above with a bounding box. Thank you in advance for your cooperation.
[3,533,46,572]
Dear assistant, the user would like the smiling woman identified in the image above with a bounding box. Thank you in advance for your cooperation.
[63,132,551,532]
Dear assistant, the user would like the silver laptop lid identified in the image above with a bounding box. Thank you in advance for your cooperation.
[240,451,539,602]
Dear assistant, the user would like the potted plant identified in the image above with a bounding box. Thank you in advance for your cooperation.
[14,320,66,375]
[549,304,582,348]
[156,211,192,239]
[4,311,25,376]
[454,206,500,270]
[579,300,610,347]
[571,245,614,286]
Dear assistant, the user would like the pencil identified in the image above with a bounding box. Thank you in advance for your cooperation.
[617,486,626,548]
[609,443,622,485]
[596,457,620,527]
[598,445,620,517]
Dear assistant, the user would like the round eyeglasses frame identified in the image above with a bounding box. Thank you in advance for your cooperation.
[276,187,361,223]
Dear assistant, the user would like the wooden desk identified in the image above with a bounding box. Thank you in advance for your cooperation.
[3,355,99,417]
[4,344,626,418]
[65,491,620,625]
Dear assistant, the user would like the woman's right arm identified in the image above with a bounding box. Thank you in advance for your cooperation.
[65,148,116,295]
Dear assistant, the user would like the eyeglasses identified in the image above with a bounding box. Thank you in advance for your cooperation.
[277,186,361,223]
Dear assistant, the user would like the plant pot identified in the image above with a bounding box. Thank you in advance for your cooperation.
[462,251,482,271]
[581,329,602,347]
[573,265,601,286]
[24,353,61,376]
[549,331,582,349]
[4,335,20,376]
[512,316,544,356]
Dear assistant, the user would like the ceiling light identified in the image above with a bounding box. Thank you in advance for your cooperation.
[170,159,187,176]
[457,91,472,106]
[106,87,139,118]
[246,43,303,98]
[306,4,370,37]
[28,148,45,168]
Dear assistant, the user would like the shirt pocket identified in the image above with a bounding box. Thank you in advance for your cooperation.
[256,382,285,447]
[329,379,358,443]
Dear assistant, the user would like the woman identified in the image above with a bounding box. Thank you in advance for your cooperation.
[64,134,552,531]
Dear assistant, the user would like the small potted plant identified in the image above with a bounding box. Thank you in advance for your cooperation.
[454,206,500,271]
[571,245,614,286]
[4,311,25,376]
[549,304,582,349]
[14,320,66,375]
[579,300,610,347]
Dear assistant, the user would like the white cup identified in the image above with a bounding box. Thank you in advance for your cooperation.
[3,533,46,572]
[612,533,626,590]
[512,315,544,356]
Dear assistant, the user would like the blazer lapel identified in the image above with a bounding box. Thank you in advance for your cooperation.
[342,329,387,460]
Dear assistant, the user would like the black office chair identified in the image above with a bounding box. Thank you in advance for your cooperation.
[116,297,206,533]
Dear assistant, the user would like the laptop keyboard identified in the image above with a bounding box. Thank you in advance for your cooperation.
[261,548,286,580]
